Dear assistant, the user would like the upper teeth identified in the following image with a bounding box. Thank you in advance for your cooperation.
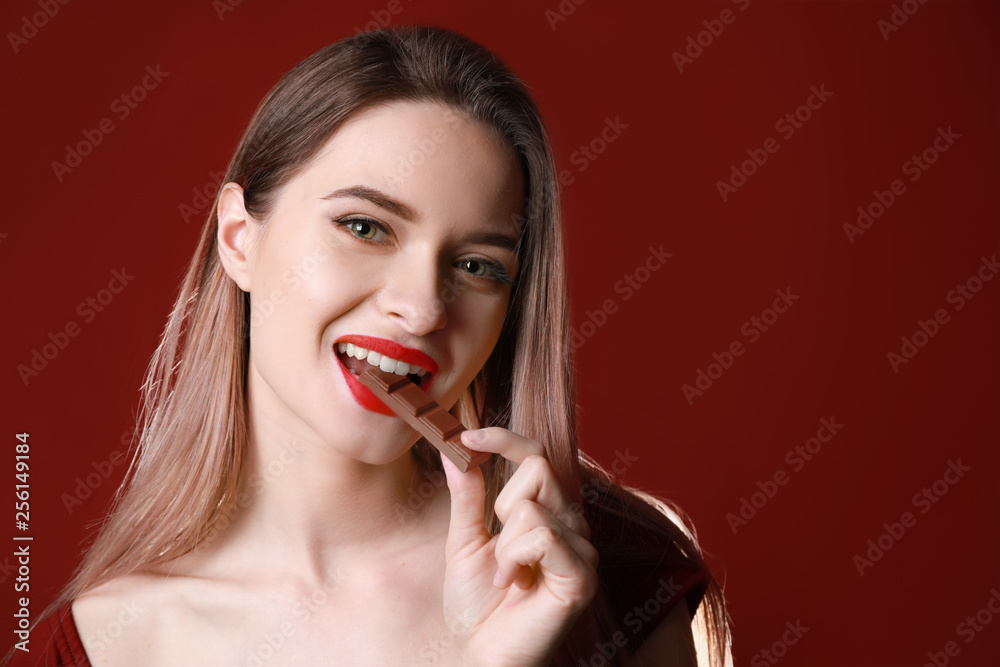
[337,342,428,377]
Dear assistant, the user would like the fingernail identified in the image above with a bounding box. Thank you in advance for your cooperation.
[493,568,504,588]
[463,429,485,444]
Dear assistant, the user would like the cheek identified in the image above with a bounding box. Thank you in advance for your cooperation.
[451,291,511,361]
[270,240,376,305]
[248,240,343,342]
[297,244,388,310]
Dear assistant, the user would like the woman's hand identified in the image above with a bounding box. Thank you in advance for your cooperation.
[438,427,599,667]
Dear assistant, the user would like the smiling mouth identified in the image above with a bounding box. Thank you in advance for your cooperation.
[335,342,431,388]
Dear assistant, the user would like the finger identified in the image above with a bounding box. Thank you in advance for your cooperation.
[493,525,600,603]
[440,452,490,557]
[495,455,591,540]
[460,427,543,466]
[493,500,599,587]
[511,564,535,590]
[492,562,535,591]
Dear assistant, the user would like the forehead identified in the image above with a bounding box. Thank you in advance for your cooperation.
[295,100,525,231]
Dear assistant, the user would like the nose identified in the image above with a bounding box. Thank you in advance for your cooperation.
[378,256,448,336]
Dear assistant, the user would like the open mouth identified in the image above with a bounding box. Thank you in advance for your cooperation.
[335,342,431,388]
[334,336,438,415]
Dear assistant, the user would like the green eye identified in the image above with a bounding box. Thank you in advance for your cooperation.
[336,216,388,243]
[350,220,377,239]
[463,260,488,276]
[457,259,514,286]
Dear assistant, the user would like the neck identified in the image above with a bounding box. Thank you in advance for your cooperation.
[195,365,449,587]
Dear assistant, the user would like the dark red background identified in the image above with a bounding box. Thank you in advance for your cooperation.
[3,1,998,665]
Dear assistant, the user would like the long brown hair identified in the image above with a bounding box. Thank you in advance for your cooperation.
[20,25,730,666]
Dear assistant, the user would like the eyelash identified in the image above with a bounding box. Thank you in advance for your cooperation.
[334,216,515,286]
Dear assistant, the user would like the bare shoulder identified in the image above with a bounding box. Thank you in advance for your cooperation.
[71,571,185,665]
[623,600,698,667]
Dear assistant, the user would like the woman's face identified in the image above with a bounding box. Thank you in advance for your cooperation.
[229,101,525,463]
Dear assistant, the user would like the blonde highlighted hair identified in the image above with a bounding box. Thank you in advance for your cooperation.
[22,25,730,666]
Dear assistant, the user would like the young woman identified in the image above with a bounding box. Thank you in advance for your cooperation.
[8,26,731,666]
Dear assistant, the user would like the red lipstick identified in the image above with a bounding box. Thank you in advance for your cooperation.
[335,335,438,415]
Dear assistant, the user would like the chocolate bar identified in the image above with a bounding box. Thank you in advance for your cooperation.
[358,368,491,473]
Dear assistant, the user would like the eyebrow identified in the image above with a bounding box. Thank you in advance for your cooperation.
[322,185,417,221]
[321,184,520,252]
[463,231,519,253]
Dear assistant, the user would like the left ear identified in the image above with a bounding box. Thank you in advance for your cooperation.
[216,182,256,292]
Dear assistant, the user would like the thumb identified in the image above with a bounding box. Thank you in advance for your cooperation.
[440,452,489,555]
